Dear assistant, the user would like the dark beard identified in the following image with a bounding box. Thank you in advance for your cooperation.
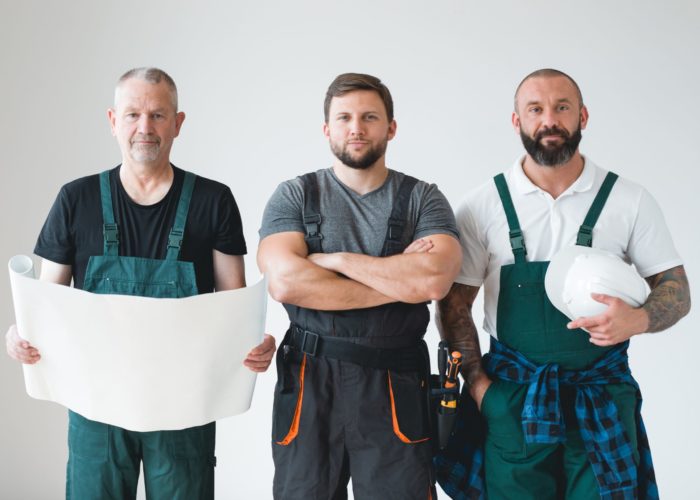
[331,140,387,170]
[520,125,582,167]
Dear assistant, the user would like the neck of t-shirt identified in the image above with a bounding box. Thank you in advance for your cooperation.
[331,162,389,196]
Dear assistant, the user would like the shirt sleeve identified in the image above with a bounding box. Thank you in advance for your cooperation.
[627,188,683,277]
[412,183,459,240]
[258,178,305,239]
[454,198,489,286]
[213,187,247,256]
[34,186,75,265]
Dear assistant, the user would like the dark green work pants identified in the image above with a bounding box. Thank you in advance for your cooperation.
[481,381,639,500]
[67,412,215,500]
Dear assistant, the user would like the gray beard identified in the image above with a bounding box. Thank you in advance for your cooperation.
[130,144,160,163]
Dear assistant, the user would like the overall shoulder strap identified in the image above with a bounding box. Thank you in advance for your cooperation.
[166,171,196,261]
[300,172,323,254]
[99,170,119,256]
[381,174,419,257]
[493,174,526,264]
[576,171,618,247]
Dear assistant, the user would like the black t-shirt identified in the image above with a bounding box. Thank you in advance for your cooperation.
[34,165,247,293]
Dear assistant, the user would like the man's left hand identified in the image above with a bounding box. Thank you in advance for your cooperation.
[567,293,649,346]
[244,334,276,372]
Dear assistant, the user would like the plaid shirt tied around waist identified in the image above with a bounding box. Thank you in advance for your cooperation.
[484,338,658,500]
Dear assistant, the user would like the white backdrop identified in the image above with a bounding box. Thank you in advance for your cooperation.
[1,1,698,499]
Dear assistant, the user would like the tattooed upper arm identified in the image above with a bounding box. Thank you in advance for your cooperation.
[436,283,483,384]
[642,265,691,333]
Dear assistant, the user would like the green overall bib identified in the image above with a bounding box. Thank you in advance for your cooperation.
[66,170,216,500]
[481,173,640,500]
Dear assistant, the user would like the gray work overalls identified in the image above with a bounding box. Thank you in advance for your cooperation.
[272,172,437,500]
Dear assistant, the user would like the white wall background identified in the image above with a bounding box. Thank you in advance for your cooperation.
[1,1,698,498]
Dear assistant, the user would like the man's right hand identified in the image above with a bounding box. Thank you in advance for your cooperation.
[469,372,492,411]
[5,324,41,364]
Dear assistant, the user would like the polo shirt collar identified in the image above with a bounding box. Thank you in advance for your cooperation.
[510,155,596,196]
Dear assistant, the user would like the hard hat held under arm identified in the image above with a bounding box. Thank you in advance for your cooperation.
[545,246,650,320]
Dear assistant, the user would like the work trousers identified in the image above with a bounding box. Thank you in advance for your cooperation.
[272,354,435,499]
[482,380,640,500]
[66,411,216,500]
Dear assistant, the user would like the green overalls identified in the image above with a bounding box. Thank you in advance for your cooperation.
[66,170,216,500]
[481,173,640,499]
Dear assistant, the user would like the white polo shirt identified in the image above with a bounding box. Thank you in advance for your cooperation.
[455,156,683,338]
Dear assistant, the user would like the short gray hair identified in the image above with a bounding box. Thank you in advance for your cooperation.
[115,67,179,111]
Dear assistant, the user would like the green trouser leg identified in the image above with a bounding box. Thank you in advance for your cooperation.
[562,383,640,500]
[67,411,141,500]
[482,380,559,500]
[482,381,639,500]
[562,428,598,500]
[141,423,216,500]
[67,411,215,500]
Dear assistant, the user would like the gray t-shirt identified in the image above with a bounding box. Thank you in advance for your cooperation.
[259,168,458,253]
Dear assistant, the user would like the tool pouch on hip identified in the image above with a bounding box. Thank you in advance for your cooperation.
[428,375,459,452]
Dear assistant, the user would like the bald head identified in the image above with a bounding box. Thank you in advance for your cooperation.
[514,68,583,113]
[115,67,179,111]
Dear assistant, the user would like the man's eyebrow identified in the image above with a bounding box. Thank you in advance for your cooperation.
[523,97,573,106]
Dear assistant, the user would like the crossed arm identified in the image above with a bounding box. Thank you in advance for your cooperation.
[257,231,462,310]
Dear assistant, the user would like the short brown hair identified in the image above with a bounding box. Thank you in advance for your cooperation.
[324,73,394,122]
[514,68,583,112]
[116,67,179,111]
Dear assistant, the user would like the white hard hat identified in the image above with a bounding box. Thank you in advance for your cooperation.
[544,246,649,320]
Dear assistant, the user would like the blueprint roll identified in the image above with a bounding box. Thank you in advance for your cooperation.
[8,254,36,342]
[7,253,268,432]
[8,254,35,278]
[8,254,51,398]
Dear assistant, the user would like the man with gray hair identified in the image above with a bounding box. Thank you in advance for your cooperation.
[5,67,276,499]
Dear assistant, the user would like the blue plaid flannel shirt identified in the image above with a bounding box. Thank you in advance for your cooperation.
[435,338,659,500]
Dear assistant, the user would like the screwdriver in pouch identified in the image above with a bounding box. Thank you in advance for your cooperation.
[437,350,462,449]
[441,351,462,410]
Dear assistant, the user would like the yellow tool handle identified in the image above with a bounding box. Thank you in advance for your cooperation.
[445,351,462,385]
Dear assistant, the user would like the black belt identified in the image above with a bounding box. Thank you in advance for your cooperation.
[287,325,426,372]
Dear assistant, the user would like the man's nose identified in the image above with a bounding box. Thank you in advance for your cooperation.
[540,108,559,129]
[137,115,155,133]
[349,117,364,135]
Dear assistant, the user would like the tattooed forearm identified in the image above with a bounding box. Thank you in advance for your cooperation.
[436,283,484,385]
[643,265,691,333]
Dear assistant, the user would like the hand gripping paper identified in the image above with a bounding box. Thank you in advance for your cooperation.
[8,255,267,432]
